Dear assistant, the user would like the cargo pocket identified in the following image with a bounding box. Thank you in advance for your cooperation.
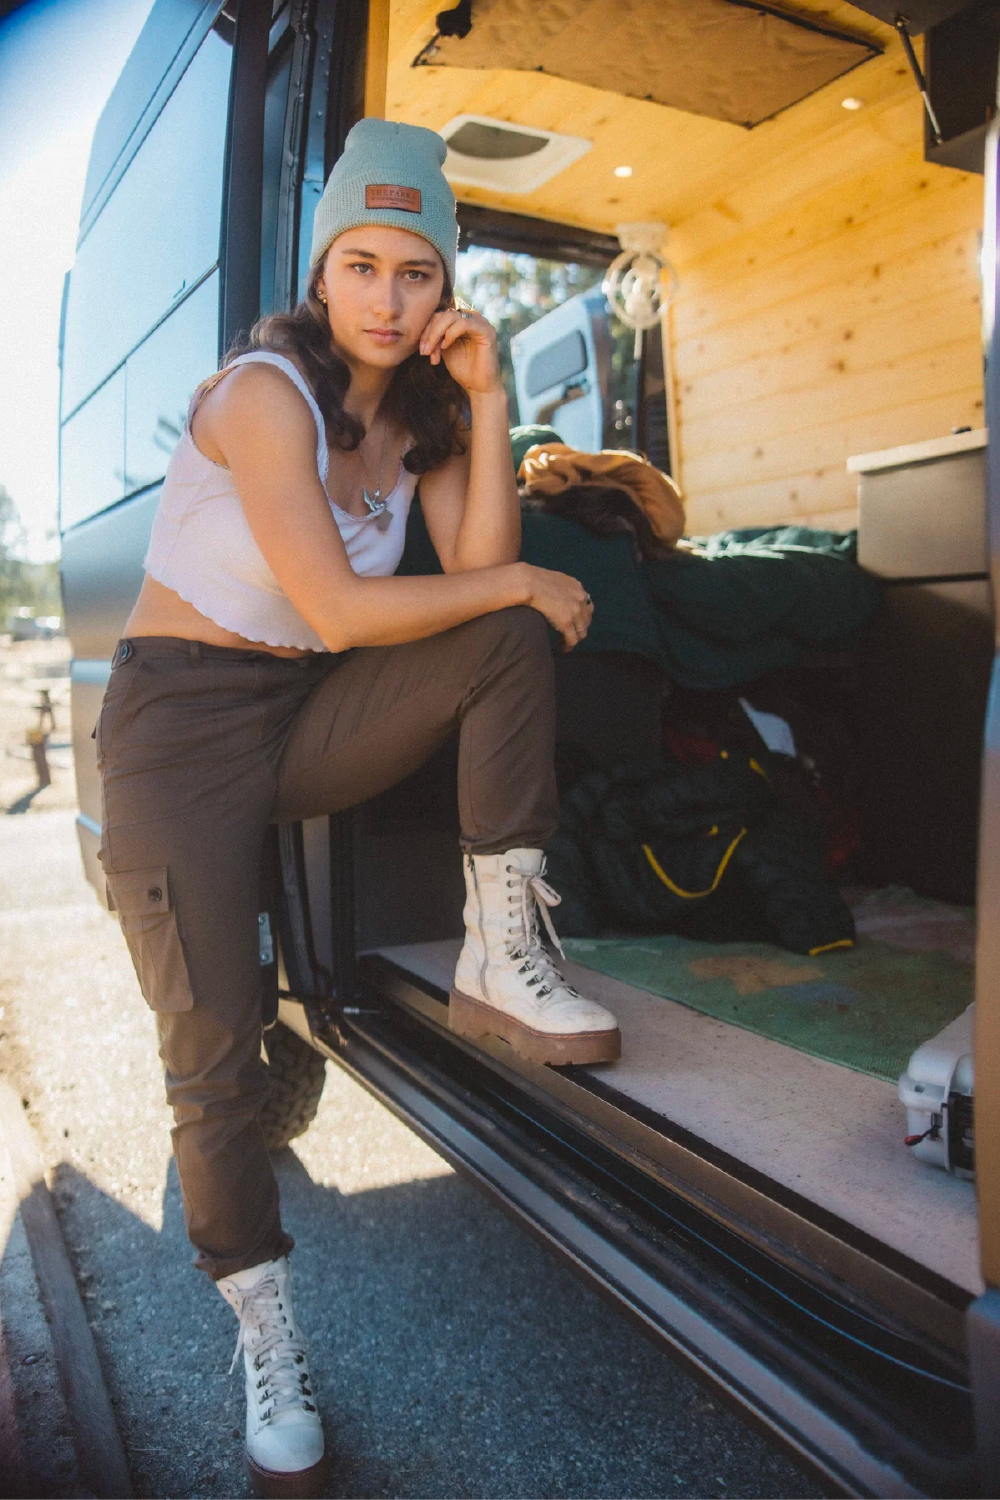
[105,866,194,1013]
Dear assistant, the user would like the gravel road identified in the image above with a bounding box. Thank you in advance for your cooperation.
[0,644,823,1499]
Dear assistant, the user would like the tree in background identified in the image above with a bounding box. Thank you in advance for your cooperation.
[0,486,28,614]
[0,487,61,620]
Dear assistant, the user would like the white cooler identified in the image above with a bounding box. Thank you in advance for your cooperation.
[898,1004,976,1177]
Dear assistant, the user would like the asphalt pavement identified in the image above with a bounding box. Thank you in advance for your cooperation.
[0,796,824,1499]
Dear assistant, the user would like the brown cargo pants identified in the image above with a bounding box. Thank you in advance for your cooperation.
[96,607,557,1278]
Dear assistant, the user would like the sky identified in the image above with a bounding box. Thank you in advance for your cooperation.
[0,0,155,560]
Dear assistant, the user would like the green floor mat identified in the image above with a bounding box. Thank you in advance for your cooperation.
[563,934,973,1082]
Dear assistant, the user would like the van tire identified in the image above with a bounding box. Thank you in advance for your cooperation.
[260,1021,327,1152]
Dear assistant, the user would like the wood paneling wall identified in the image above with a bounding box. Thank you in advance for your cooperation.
[662,71,985,532]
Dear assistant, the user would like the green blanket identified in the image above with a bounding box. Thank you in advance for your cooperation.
[564,932,973,1081]
[398,505,881,691]
[643,527,880,689]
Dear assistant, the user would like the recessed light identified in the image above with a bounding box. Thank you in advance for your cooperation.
[614,164,633,178]
[841,96,864,110]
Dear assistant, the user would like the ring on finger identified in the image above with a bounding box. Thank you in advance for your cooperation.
[584,593,592,605]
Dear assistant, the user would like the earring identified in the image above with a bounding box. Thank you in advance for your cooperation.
[318,291,327,304]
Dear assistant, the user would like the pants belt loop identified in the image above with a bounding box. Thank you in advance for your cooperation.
[189,640,201,661]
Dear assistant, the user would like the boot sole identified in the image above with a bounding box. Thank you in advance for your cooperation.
[245,1451,326,1498]
[449,988,621,1065]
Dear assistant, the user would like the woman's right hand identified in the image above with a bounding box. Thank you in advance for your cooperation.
[521,564,594,651]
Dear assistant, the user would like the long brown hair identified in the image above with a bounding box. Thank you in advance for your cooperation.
[227,259,468,475]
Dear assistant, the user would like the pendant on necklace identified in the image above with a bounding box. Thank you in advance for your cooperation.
[363,488,388,517]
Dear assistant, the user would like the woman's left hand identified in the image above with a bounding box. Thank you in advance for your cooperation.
[419,308,503,396]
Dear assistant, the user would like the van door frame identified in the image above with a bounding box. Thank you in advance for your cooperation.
[968,112,1000,1494]
[219,0,270,355]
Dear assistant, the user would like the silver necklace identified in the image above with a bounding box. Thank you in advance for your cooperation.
[357,416,390,517]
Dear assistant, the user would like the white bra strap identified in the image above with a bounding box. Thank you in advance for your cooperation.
[187,351,329,483]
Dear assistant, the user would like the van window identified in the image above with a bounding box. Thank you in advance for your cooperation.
[60,30,232,418]
[524,330,588,399]
[454,247,636,439]
[123,272,220,497]
[60,368,126,531]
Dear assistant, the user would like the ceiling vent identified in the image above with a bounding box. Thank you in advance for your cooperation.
[440,115,591,193]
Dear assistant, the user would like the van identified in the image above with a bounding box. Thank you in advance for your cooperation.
[6,608,61,641]
[58,0,1000,1490]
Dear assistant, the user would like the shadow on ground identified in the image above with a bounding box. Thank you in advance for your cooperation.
[47,1146,822,1500]
[5,787,46,815]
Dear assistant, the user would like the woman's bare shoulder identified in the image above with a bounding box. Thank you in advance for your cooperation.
[192,360,319,467]
[199,361,316,432]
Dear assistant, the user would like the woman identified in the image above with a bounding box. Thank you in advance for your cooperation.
[97,117,620,1496]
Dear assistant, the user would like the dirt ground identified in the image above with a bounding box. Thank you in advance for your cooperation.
[0,636,821,1500]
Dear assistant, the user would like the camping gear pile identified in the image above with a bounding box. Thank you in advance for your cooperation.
[399,429,883,955]
[546,751,856,956]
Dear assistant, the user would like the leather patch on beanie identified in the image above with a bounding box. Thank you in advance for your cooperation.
[366,184,421,212]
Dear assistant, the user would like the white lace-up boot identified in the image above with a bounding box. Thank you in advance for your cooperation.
[217,1257,325,1498]
[451,848,621,1065]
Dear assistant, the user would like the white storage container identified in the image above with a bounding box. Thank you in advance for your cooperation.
[898,1004,975,1177]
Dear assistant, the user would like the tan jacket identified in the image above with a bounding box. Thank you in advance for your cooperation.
[517,442,685,547]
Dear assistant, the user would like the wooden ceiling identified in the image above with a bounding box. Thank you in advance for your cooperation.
[385,0,919,260]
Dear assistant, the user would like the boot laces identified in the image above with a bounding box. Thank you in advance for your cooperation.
[504,861,581,1000]
[227,1275,316,1421]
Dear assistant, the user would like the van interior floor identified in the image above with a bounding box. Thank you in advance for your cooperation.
[376,891,980,1297]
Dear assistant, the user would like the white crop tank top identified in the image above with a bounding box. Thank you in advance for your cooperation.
[143,351,420,651]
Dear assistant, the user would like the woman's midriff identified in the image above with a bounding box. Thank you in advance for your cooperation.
[123,574,318,659]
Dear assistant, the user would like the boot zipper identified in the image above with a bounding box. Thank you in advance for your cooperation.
[467,853,490,999]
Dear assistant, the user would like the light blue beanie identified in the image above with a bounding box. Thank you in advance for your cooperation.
[310,118,458,283]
